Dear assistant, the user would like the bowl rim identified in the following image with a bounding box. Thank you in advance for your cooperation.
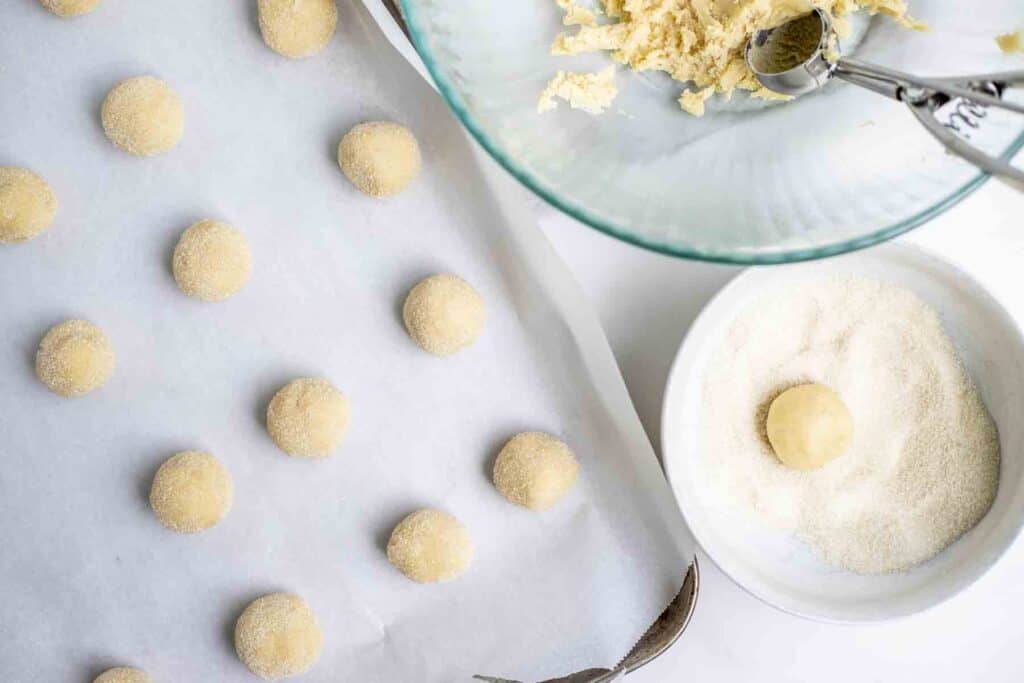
[397,0,1024,264]
[658,241,1024,622]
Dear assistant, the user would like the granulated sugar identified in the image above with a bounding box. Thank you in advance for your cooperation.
[699,276,1000,574]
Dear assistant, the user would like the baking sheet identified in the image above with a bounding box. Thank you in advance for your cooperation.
[0,1,693,681]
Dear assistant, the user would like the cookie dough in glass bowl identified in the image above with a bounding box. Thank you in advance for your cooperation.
[399,0,1024,263]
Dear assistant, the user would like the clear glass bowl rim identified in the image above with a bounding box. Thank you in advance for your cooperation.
[398,0,1024,264]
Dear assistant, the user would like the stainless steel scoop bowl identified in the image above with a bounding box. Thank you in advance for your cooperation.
[746,8,1024,190]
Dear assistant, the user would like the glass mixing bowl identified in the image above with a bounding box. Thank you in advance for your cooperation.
[399,0,1024,263]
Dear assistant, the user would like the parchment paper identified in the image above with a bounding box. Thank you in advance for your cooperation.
[0,2,693,681]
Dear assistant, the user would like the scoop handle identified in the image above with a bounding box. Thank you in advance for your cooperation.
[907,101,1024,191]
[837,60,1024,114]
[834,59,1024,190]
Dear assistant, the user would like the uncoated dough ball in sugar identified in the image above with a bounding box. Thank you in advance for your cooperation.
[92,667,149,683]
[172,219,252,302]
[386,508,474,583]
[493,432,579,511]
[402,273,485,356]
[38,0,98,17]
[337,121,422,198]
[765,383,853,470]
[35,319,115,397]
[101,76,184,157]
[0,167,58,244]
[149,450,233,533]
[266,378,350,458]
[258,0,338,58]
[235,592,323,680]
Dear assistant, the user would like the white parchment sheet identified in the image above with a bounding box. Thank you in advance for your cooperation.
[0,2,693,681]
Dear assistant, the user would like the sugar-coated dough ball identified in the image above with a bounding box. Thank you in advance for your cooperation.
[101,76,184,157]
[92,667,150,683]
[338,121,421,198]
[235,592,323,680]
[403,274,485,356]
[39,0,98,17]
[0,167,58,244]
[149,451,233,533]
[36,319,114,397]
[766,383,853,471]
[258,0,337,58]
[266,378,349,458]
[493,432,579,511]
[172,220,252,302]
[387,508,473,583]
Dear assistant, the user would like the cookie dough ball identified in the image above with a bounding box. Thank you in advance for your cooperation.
[0,167,58,244]
[39,0,98,17]
[257,0,337,59]
[149,451,233,533]
[92,667,149,683]
[386,508,473,583]
[338,121,421,198]
[101,76,184,157]
[766,383,853,471]
[172,219,252,302]
[35,319,114,397]
[266,378,349,458]
[235,592,323,680]
[403,274,485,356]
[493,432,579,511]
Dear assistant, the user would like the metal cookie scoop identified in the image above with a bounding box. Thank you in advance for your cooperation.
[745,8,1024,190]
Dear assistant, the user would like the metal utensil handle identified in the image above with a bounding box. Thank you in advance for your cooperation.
[945,70,1024,89]
[837,59,1024,114]
[907,102,1024,191]
[833,60,1024,189]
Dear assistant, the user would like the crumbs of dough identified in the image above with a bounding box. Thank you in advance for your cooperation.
[548,0,923,116]
[538,66,618,115]
[996,30,1022,54]
[556,0,598,27]
[678,87,715,116]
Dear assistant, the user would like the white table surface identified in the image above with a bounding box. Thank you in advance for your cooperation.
[535,180,1024,682]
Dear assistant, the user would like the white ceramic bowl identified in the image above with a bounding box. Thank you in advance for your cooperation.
[661,242,1024,621]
